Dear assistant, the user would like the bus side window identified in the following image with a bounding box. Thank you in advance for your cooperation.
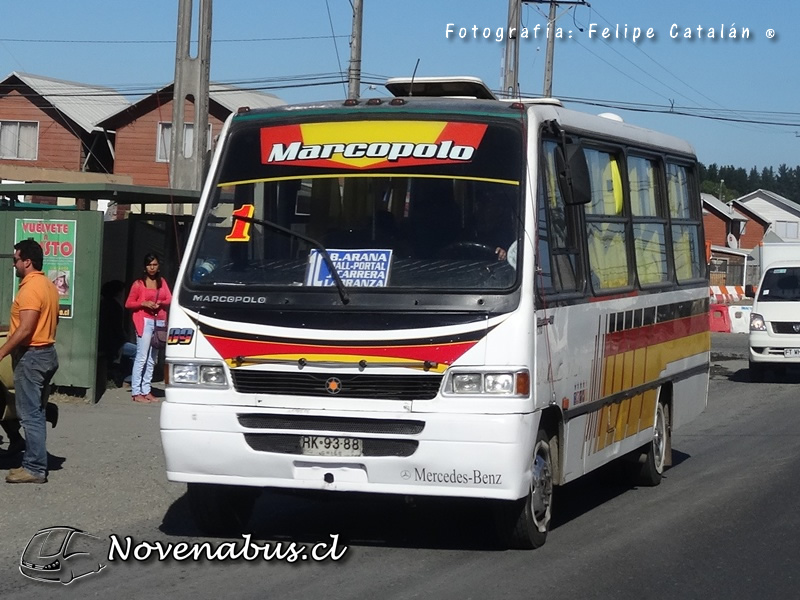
[538,140,580,294]
[584,148,631,291]
[667,162,705,283]
[629,155,669,286]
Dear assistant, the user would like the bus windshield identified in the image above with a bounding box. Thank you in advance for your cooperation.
[189,117,524,293]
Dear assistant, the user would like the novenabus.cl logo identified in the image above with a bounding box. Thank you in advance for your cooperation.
[20,526,107,584]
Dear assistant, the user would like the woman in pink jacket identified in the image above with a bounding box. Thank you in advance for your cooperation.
[125,253,171,403]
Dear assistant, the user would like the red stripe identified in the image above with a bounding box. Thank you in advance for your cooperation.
[604,313,709,356]
[589,290,639,303]
[205,336,478,365]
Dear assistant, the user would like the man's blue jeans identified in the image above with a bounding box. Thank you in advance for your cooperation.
[13,346,58,478]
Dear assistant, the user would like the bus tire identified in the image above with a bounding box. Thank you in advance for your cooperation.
[187,483,260,536]
[499,428,555,549]
[636,401,669,487]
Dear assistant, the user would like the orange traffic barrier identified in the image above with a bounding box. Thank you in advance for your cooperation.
[709,303,732,333]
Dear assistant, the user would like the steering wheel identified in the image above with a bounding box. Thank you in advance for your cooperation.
[438,241,499,261]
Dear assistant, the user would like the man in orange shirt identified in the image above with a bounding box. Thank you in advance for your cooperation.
[0,239,60,484]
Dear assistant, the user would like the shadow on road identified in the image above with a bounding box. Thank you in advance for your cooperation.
[158,454,691,552]
[0,450,65,472]
[712,362,800,384]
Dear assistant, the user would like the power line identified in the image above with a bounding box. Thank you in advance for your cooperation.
[324,0,347,98]
[583,6,773,136]
[0,35,349,44]
[5,73,800,128]
[526,93,800,127]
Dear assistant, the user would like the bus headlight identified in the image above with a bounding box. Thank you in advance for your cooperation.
[452,373,482,394]
[447,370,530,396]
[170,363,229,387]
[485,373,514,394]
[750,313,767,332]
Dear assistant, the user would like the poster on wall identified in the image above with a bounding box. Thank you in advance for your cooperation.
[14,219,77,319]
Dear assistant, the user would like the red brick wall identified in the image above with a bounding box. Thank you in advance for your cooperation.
[703,212,768,251]
[0,89,83,171]
[739,219,767,250]
[703,213,728,246]
[113,99,224,187]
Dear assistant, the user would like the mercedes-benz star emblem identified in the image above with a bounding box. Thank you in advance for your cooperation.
[325,377,342,394]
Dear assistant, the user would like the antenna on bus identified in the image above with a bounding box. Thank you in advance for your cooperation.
[409,58,420,96]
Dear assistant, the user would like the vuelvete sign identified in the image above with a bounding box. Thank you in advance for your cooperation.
[14,219,77,319]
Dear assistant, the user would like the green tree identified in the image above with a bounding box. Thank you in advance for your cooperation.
[761,166,776,190]
[748,167,760,190]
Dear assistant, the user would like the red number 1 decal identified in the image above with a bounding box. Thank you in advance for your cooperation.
[225,204,255,242]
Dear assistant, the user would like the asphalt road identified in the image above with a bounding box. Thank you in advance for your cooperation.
[2,331,799,599]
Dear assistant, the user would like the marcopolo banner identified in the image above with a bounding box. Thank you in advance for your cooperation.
[14,218,77,318]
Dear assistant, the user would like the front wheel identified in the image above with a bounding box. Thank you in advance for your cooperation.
[496,428,555,549]
[187,483,260,536]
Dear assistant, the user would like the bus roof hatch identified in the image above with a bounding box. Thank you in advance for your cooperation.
[384,76,497,100]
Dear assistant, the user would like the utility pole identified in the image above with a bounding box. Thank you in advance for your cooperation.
[502,0,587,98]
[541,1,558,97]
[347,0,364,99]
[501,0,521,98]
[171,0,212,197]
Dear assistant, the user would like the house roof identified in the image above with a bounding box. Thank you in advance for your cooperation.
[98,82,285,129]
[207,83,285,113]
[734,188,800,218]
[728,199,772,225]
[1,71,131,134]
[0,182,199,206]
[710,245,750,258]
[702,193,748,222]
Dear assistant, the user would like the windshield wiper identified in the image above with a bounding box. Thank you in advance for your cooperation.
[233,214,350,305]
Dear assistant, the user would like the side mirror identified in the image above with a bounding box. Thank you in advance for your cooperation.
[555,143,591,206]
[745,284,755,298]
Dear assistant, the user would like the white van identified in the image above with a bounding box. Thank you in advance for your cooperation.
[748,261,800,380]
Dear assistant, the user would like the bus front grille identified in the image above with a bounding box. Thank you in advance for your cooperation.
[230,371,443,401]
[238,414,425,435]
[243,433,419,457]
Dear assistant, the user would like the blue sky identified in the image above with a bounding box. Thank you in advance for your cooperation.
[1,1,796,172]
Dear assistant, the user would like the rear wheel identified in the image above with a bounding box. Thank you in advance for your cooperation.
[497,428,555,549]
[636,401,669,487]
[187,483,260,536]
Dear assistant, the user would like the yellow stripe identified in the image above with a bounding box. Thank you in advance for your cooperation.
[218,173,520,188]
[226,353,448,372]
[587,330,709,455]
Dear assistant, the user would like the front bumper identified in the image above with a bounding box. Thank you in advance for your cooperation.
[160,399,537,501]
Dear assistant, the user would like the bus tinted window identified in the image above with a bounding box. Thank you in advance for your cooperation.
[666,162,691,218]
[629,156,669,286]
[672,224,703,282]
[584,148,631,291]
[538,140,579,293]
[666,162,704,283]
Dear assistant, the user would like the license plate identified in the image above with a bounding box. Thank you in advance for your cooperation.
[299,436,363,457]
[785,349,800,358]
